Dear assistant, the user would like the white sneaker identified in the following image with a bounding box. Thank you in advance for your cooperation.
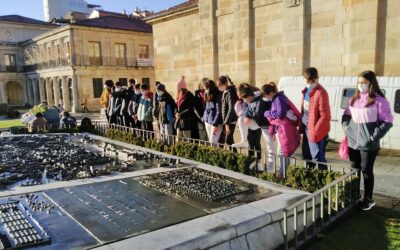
[256,163,265,172]
[232,141,248,148]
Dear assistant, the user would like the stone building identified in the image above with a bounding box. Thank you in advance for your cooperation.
[0,15,57,106]
[0,14,155,112]
[146,0,400,92]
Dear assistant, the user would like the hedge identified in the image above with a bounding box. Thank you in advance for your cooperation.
[103,128,359,205]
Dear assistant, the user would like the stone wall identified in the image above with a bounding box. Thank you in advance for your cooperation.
[148,0,400,89]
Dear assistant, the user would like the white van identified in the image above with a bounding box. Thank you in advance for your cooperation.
[278,76,400,150]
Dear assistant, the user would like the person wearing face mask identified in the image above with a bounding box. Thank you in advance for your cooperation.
[127,83,142,129]
[217,75,239,149]
[137,83,154,137]
[300,67,331,170]
[108,81,126,125]
[175,77,196,140]
[193,78,208,141]
[202,80,223,145]
[240,83,272,170]
[263,82,301,176]
[233,83,260,148]
[342,70,393,211]
[120,79,136,127]
[100,80,113,122]
[156,83,176,145]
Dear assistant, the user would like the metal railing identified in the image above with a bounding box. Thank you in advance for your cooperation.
[282,168,359,249]
[94,122,341,176]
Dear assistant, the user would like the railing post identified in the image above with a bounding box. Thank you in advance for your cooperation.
[283,211,288,250]
[328,187,332,220]
[294,207,298,247]
[312,197,316,234]
[303,202,308,241]
[335,183,339,212]
[320,192,324,226]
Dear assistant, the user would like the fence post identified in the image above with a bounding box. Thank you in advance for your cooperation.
[283,211,288,250]
[303,202,308,241]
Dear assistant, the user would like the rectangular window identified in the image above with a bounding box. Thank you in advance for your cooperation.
[115,43,126,66]
[138,45,149,58]
[88,41,102,65]
[119,78,128,86]
[142,78,150,85]
[395,90,400,114]
[5,54,17,72]
[92,78,103,98]
[340,88,356,109]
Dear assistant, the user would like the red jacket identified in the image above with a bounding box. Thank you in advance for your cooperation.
[300,84,331,143]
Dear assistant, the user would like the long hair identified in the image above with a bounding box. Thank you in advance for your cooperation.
[350,70,385,107]
[204,80,219,102]
[261,82,278,95]
[218,75,234,86]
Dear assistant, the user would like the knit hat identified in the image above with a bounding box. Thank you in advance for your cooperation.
[176,76,187,91]
[156,83,166,92]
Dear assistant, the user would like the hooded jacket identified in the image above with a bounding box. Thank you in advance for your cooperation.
[342,92,393,151]
[222,85,239,125]
[158,92,177,125]
[137,92,154,122]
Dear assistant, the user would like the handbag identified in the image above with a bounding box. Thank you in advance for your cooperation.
[338,137,349,160]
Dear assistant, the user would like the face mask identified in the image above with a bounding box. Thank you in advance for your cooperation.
[135,89,140,94]
[142,90,148,95]
[218,86,226,92]
[115,87,121,91]
[358,83,369,93]
[307,82,317,89]
[262,97,271,102]
[157,91,164,96]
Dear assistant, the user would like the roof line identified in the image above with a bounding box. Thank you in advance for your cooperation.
[145,3,199,23]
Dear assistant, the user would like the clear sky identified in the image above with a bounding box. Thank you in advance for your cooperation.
[0,0,186,21]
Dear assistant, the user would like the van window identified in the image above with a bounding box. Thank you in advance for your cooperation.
[340,88,356,109]
[395,90,400,114]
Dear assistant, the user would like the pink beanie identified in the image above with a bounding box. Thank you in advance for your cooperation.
[176,76,187,91]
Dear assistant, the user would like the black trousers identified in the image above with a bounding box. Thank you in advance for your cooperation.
[141,121,154,139]
[248,128,261,159]
[225,123,237,145]
[348,147,379,200]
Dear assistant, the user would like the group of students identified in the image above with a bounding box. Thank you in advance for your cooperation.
[99,67,393,211]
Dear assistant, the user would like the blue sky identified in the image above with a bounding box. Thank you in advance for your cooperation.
[0,0,186,21]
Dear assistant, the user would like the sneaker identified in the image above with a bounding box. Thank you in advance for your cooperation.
[232,141,248,148]
[360,198,375,211]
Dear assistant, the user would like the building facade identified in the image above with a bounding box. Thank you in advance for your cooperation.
[0,15,155,112]
[146,0,400,92]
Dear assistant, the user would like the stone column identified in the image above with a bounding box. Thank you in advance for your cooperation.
[61,76,71,111]
[31,79,38,105]
[33,78,40,104]
[0,80,5,104]
[199,0,219,80]
[71,75,79,113]
[232,0,255,83]
[45,77,54,106]
[53,77,61,108]
[39,78,46,103]
[26,79,33,105]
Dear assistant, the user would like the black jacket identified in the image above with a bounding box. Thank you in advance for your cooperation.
[108,88,127,116]
[175,91,195,130]
[127,93,142,116]
[120,87,133,116]
[194,90,206,123]
[222,85,239,125]
[245,96,271,128]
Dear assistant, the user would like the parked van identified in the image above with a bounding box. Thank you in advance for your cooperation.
[279,76,400,150]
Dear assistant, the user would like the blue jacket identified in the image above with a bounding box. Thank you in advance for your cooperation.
[203,95,223,126]
[245,96,271,128]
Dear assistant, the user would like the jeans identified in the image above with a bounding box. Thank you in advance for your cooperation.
[261,128,276,169]
[349,147,379,200]
[302,129,328,170]
[205,123,222,145]
[248,128,262,159]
